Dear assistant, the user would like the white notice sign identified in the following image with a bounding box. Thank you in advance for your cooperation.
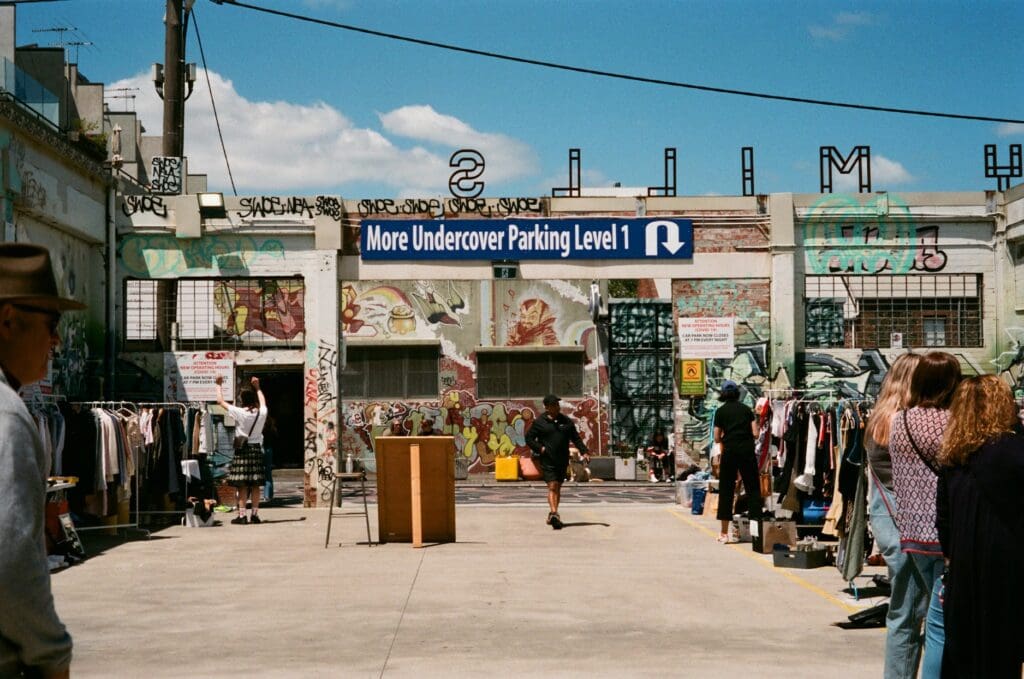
[164,352,234,402]
[677,317,736,359]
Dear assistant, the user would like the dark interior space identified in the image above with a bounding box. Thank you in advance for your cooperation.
[242,368,304,468]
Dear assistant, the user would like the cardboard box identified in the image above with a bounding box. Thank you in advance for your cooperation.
[751,518,798,554]
[703,492,719,517]
[772,547,828,569]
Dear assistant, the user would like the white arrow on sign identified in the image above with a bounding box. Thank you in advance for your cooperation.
[644,219,686,256]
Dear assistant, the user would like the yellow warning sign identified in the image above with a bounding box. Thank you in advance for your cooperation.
[678,359,706,396]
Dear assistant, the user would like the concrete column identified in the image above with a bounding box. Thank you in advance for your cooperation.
[303,251,340,507]
[769,193,798,387]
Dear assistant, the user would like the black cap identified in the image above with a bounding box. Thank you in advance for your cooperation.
[542,394,560,406]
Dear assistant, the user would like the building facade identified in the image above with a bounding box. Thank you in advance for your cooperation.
[114,187,1024,504]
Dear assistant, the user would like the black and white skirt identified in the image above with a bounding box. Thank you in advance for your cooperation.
[227,444,265,486]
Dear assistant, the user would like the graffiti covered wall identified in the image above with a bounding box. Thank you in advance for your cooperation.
[801,194,999,386]
[339,279,603,475]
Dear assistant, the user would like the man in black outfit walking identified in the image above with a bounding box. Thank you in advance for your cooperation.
[526,394,589,529]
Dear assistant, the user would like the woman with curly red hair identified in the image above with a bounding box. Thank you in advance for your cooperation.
[937,376,1024,678]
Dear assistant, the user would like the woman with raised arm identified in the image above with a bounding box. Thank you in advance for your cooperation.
[216,375,269,525]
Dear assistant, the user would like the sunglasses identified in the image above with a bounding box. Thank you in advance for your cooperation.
[12,303,62,335]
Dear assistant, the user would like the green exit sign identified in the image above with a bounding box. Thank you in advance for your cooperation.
[492,262,518,279]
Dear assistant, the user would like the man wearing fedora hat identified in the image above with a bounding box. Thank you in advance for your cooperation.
[0,243,80,678]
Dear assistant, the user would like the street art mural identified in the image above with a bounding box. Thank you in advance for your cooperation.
[497,280,595,348]
[993,327,1024,392]
[214,279,305,341]
[336,279,603,479]
[337,392,600,480]
[118,234,286,277]
[341,281,471,339]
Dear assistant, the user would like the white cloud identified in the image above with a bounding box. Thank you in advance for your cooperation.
[110,69,536,196]
[833,154,913,191]
[809,11,874,41]
[379,105,538,183]
[998,123,1024,136]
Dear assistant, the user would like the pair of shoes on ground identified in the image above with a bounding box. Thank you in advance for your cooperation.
[546,512,563,530]
[716,533,739,544]
[231,514,262,525]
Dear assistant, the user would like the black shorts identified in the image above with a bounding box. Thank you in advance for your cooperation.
[540,459,568,483]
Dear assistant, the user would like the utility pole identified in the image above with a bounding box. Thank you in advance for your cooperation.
[162,0,185,158]
[156,0,187,356]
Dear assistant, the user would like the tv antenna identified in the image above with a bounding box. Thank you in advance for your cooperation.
[65,41,94,64]
[32,26,76,48]
[104,87,140,112]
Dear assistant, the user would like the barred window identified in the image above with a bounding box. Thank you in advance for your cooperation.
[125,280,158,341]
[477,348,584,399]
[342,344,439,399]
[804,274,982,348]
[123,277,305,350]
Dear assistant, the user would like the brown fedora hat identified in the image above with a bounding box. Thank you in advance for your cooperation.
[0,243,86,311]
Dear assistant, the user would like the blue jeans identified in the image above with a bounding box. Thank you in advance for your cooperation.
[920,574,945,679]
[262,444,274,500]
[869,483,927,679]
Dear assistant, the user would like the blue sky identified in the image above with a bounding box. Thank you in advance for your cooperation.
[15,0,1024,198]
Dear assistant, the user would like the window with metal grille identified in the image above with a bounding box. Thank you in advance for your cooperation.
[804,274,982,348]
[342,344,439,399]
[123,277,305,350]
[125,280,158,340]
[476,349,584,399]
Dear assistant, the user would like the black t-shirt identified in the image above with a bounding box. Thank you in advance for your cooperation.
[526,413,587,464]
[714,400,755,454]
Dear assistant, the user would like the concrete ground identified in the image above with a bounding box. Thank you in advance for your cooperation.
[52,493,887,678]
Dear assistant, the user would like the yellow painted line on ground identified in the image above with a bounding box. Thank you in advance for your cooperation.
[667,507,860,614]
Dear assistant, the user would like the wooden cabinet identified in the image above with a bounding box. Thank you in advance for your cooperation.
[375,436,456,544]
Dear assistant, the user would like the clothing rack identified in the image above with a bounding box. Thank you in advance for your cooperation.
[135,402,201,517]
[67,401,148,537]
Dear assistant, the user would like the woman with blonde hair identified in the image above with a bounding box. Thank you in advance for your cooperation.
[936,376,1024,678]
[888,351,961,678]
[864,352,925,679]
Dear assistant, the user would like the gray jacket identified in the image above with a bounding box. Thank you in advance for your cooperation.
[0,370,73,676]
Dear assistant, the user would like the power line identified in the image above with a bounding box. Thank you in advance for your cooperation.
[191,8,237,196]
[212,0,1024,126]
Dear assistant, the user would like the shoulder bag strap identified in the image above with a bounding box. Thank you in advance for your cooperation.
[900,410,942,475]
[245,411,262,438]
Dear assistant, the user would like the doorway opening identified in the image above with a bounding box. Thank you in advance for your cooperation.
[243,368,304,468]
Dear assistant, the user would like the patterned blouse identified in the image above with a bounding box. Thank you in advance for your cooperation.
[888,407,948,556]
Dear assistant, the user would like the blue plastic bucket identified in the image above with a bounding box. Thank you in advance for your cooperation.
[691,487,707,515]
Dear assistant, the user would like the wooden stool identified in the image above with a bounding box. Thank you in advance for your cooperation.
[324,470,373,548]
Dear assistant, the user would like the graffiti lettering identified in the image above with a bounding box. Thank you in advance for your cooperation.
[315,195,343,221]
[316,342,338,413]
[122,194,168,218]
[357,196,544,219]
[912,225,948,272]
[239,196,315,220]
[151,156,183,195]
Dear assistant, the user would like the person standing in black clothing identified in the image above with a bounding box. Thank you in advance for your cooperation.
[713,380,762,542]
[526,394,588,529]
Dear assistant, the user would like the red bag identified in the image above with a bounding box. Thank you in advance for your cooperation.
[519,455,543,480]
